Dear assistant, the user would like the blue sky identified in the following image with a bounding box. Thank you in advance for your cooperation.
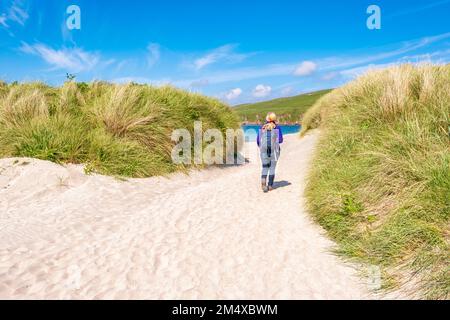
[1,0,450,105]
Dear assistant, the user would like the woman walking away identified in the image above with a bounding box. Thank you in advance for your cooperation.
[257,112,284,193]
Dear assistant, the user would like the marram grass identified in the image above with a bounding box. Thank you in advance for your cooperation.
[0,81,240,177]
[301,64,450,299]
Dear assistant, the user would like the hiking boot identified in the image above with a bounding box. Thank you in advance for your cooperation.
[261,178,267,192]
[268,186,274,192]
[268,175,275,188]
[263,186,269,193]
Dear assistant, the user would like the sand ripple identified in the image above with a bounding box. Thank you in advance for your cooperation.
[0,133,373,299]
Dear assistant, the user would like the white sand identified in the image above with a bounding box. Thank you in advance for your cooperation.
[0,132,375,299]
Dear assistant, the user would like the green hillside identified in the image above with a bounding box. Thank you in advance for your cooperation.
[234,89,332,123]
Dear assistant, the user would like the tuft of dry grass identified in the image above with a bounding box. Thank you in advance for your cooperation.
[1,86,49,126]
[301,64,450,299]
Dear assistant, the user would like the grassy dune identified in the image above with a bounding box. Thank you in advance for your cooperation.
[0,81,239,177]
[235,89,331,123]
[301,64,449,299]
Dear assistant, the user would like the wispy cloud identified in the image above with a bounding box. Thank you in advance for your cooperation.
[339,53,450,82]
[280,86,294,96]
[191,44,254,70]
[190,79,210,88]
[339,63,392,79]
[398,49,450,63]
[112,76,171,86]
[118,42,450,91]
[171,32,450,87]
[320,32,450,72]
[322,72,339,81]
[19,42,108,73]
[0,0,29,28]
[0,14,8,27]
[147,43,161,67]
[386,0,450,19]
[9,0,28,25]
[173,63,294,87]
[114,59,132,72]
[340,49,450,80]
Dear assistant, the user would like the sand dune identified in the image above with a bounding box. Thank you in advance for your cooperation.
[0,132,375,299]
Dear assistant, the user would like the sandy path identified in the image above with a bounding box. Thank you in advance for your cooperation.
[0,132,372,299]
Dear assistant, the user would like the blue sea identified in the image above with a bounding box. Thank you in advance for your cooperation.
[242,125,301,142]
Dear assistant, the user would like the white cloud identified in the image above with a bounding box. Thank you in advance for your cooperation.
[115,60,130,72]
[339,51,450,81]
[19,42,102,72]
[112,77,171,86]
[339,48,450,80]
[386,0,450,18]
[322,72,339,81]
[398,49,450,63]
[339,63,393,79]
[173,64,293,88]
[147,43,160,67]
[0,14,8,28]
[281,86,293,96]
[320,32,450,72]
[190,79,209,87]
[171,32,450,87]
[294,61,317,76]
[252,84,272,98]
[9,0,28,26]
[193,44,252,70]
[225,88,242,100]
[1,0,29,28]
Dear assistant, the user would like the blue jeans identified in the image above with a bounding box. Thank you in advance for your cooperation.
[261,152,278,187]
